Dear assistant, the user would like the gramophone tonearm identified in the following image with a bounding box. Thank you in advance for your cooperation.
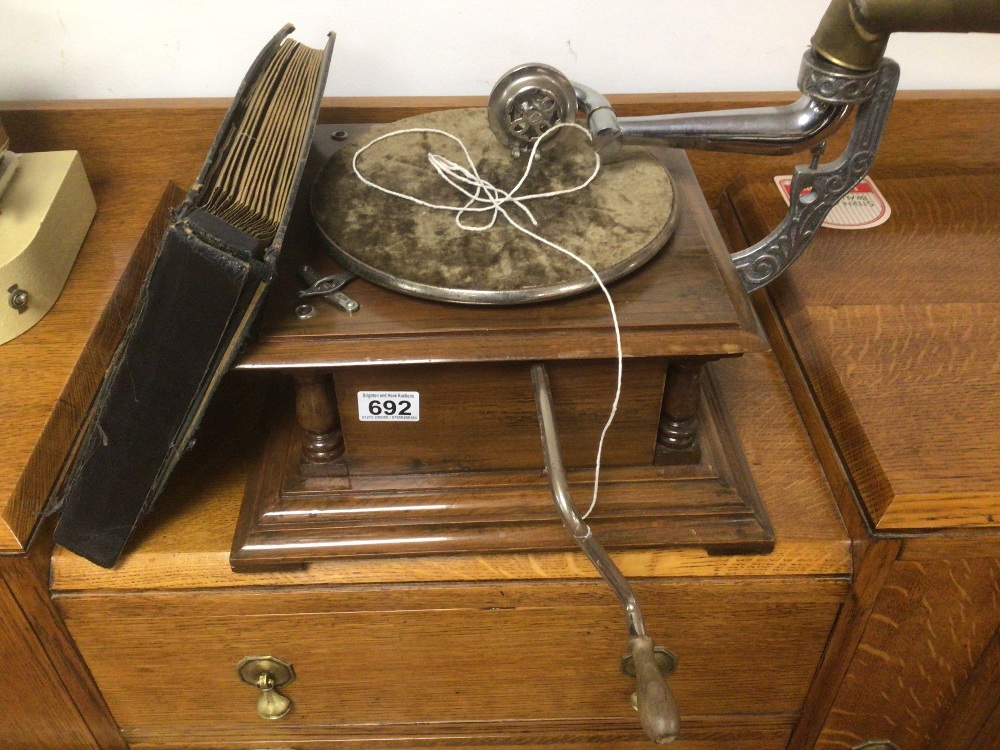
[489,0,1000,295]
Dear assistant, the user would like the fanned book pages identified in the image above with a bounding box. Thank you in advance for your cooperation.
[53,25,334,568]
[199,37,326,241]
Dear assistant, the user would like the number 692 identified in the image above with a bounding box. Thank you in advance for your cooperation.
[367,399,411,417]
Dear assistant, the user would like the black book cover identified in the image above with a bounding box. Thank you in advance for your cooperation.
[54,25,334,567]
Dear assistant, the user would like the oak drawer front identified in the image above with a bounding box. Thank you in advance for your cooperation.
[56,579,844,743]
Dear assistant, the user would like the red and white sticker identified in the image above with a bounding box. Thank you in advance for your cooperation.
[774,175,891,230]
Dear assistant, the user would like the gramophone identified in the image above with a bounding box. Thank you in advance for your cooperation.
[16,1,977,744]
[222,1,1000,743]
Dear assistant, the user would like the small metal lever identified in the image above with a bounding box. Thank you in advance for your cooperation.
[298,265,359,314]
[531,363,679,744]
[298,268,357,298]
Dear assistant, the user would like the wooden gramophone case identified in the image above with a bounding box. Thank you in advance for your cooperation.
[230,122,773,570]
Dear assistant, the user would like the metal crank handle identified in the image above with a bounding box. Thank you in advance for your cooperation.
[531,363,679,744]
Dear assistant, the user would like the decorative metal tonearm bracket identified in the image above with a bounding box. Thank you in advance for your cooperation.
[732,55,900,292]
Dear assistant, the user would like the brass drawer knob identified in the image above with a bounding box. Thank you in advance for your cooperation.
[237,656,295,720]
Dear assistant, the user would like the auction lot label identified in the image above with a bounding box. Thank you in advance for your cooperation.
[357,391,420,422]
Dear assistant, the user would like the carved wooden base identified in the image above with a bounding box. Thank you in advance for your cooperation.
[231,364,774,571]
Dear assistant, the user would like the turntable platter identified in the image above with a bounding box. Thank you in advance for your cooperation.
[310,108,677,304]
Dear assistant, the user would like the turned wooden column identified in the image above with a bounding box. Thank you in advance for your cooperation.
[292,369,345,468]
[655,359,704,464]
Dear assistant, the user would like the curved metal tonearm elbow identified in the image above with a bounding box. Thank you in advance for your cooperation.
[732,56,899,292]
[733,0,999,290]
[575,84,851,162]
[570,48,885,292]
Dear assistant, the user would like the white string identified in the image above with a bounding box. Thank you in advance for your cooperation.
[353,123,621,519]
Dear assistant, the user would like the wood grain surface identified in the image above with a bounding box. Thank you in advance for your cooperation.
[0,530,128,750]
[332,359,664,472]
[723,168,1000,750]
[231,360,773,568]
[807,304,1000,530]
[930,623,1000,750]
[124,716,796,750]
[742,287,906,750]
[815,558,1000,750]
[725,171,1000,533]
[0,577,100,749]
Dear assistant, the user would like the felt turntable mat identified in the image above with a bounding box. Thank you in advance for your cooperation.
[311,108,676,302]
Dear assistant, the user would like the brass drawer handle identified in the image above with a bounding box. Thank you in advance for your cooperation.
[237,656,295,720]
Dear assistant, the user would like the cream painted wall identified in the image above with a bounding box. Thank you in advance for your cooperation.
[1,0,998,101]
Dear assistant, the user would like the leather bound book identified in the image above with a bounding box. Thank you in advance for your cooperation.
[54,25,334,568]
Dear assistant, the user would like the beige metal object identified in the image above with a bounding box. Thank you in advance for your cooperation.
[0,150,96,345]
[813,0,1000,70]
[236,656,296,720]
